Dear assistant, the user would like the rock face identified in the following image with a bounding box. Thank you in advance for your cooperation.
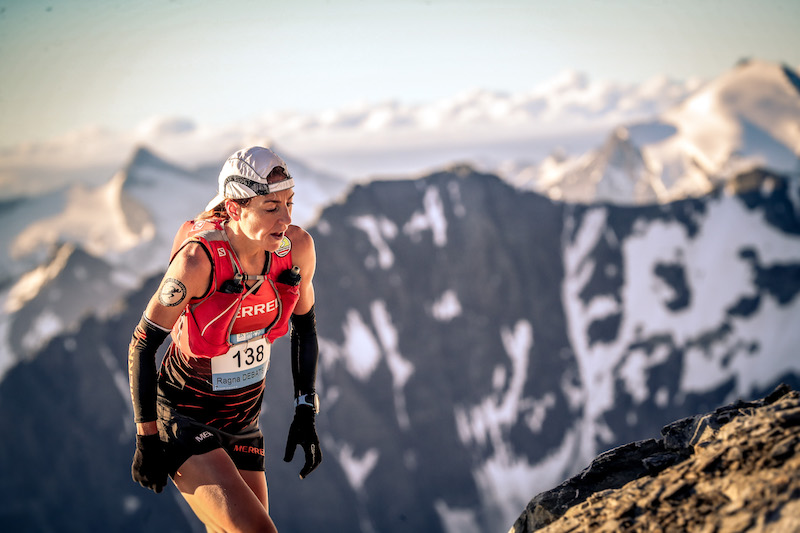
[1,165,799,533]
[510,384,800,533]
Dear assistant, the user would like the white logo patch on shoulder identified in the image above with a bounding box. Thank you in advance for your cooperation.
[275,236,292,257]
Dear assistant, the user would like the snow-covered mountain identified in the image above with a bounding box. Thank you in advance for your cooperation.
[1,164,797,533]
[504,60,800,204]
[0,145,349,375]
[1,59,799,533]
[6,144,347,276]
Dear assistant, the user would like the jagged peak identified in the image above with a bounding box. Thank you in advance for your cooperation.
[123,144,189,176]
[126,144,161,167]
[5,242,107,314]
[781,63,800,96]
[679,59,800,115]
[442,162,481,177]
[655,58,800,185]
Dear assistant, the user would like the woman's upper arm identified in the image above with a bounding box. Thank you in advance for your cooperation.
[144,242,212,330]
[289,226,317,316]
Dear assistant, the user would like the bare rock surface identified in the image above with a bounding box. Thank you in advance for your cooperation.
[510,384,800,533]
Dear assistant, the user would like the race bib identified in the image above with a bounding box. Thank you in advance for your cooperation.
[211,337,271,391]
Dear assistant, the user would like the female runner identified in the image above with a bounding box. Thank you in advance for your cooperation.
[128,146,322,532]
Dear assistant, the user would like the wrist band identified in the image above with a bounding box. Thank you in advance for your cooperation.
[295,393,320,414]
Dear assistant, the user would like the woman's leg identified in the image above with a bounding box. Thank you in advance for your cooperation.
[172,448,277,533]
[239,469,269,512]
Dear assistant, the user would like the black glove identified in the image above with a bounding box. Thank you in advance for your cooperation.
[131,434,169,493]
[283,405,322,479]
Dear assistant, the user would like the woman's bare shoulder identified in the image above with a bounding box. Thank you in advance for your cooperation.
[285,225,316,276]
[286,225,314,249]
[169,241,213,293]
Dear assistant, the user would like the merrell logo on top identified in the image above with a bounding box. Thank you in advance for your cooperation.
[236,299,279,319]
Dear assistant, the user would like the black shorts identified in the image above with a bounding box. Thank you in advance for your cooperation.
[157,407,265,476]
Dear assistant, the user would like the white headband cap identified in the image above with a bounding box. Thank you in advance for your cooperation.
[205,146,294,211]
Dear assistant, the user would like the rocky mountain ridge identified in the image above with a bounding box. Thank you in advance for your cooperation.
[510,384,800,533]
[1,163,798,533]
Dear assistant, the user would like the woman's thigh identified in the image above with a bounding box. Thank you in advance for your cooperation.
[239,469,269,512]
[172,448,276,533]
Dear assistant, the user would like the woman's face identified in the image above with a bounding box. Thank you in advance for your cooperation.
[233,189,294,252]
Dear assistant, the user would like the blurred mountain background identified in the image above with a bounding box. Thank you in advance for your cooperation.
[0,56,798,532]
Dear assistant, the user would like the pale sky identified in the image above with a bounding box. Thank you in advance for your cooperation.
[1,0,798,149]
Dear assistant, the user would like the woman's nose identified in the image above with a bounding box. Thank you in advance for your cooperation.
[279,206,292,225]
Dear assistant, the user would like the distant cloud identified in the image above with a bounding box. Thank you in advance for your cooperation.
[0,70,702,195]
[258,70,699,144]
[136,116,197,137]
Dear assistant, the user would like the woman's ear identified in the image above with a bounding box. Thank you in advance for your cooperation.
[225,199,240,220]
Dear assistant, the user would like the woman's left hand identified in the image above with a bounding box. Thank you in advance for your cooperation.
[283,405,322,479]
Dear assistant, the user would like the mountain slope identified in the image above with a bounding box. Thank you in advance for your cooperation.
[1,165,798,533]
[0,190,68,284]
[308,165,800,532]
[4,243,133,358]
[508,60,800,204]
[4,144,349,279]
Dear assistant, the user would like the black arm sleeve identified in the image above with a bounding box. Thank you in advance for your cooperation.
[128,315,170,423]
[290,306,319,398]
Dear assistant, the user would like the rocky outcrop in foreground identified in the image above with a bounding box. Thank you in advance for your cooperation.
[510,384,800,533]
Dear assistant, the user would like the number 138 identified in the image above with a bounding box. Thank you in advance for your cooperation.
[233,344,265,367]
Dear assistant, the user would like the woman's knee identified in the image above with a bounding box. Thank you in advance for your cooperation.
[232,509,277,533]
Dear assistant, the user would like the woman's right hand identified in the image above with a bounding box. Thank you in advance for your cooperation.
[131,433,169,493]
